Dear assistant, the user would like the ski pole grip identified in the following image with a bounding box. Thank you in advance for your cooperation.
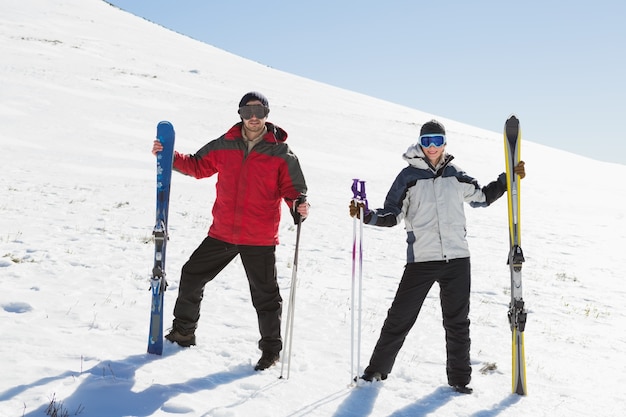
[351,179,360,199]
[359,180,368,211]
[359,180,367,200]
[292,194,307,225]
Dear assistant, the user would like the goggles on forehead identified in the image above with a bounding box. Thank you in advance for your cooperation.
[238,105,269,120]
[419,134,447,148]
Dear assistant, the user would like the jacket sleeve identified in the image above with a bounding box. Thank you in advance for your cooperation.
[172,140,220,179]
[365,170,410,227]
[279,146,308,219]
[464,172,507,207]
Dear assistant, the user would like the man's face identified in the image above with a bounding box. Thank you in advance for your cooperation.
[240,99,268,133]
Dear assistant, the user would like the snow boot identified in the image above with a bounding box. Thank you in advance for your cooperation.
[254,351,280,371]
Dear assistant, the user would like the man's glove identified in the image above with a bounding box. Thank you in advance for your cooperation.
[292,195,308,225]
[514,161,526,179]
[349,200,368,219]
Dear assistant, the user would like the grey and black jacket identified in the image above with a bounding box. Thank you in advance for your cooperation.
[364,144,507,263]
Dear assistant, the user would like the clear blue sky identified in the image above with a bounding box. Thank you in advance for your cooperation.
[107,0,626,165]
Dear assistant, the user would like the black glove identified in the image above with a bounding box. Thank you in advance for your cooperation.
[292,195,308,225]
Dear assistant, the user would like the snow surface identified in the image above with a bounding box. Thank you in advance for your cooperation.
[1,1,625,416]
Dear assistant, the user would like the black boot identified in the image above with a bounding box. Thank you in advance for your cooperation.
[451,384,473,394]
[360,371,388,382]
[164,324,196,347]
[254,351,280,371]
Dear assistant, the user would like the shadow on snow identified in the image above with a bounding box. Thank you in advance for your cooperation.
[2,353,523,417]
[331,382,382,417]
[470,394,522,417]
[6,353,254,417]
[385,386,455,417]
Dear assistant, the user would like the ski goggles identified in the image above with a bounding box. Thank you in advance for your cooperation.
[419,134,447,148]
[238,105,269,120]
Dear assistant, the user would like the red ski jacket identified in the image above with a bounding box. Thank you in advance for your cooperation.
[173,122,307,246]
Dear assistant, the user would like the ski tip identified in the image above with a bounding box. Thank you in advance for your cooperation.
[156,121,175,141]
[506,114,519,124]
[505,115,520,137]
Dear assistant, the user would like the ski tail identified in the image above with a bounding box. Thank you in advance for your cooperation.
[148,121,175,355]
[512,328,527,395]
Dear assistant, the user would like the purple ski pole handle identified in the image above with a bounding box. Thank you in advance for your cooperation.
[358,180,368,211]
[351,179,369,214]
[351,179,360,200]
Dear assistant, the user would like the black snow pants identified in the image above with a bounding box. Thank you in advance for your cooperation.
[171,235,282,354]
[364,257,472,386]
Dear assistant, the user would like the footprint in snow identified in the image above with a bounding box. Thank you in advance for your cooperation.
[3,302,33,313]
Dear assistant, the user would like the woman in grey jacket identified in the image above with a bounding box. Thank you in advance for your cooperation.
[349,120,525,394]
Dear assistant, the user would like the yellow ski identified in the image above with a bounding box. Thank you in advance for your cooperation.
[504,115,528,395]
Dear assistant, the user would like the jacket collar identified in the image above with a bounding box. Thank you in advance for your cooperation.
[224,122,288,144]
[403,144,454,173]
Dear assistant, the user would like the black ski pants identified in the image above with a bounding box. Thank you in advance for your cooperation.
[172,236,282,354]
[365,257,472,386]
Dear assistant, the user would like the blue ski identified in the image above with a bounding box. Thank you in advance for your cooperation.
[148,121,175,355]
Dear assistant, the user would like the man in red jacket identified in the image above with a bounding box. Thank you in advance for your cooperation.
[151,92,309,371]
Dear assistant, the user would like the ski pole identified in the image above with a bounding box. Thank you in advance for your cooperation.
[280,195,306,379]
[357,181,366,380]
[350,180,358,383]
[350,180,366,383]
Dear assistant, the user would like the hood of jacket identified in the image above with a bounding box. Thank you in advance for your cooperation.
[402,143,454,172]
